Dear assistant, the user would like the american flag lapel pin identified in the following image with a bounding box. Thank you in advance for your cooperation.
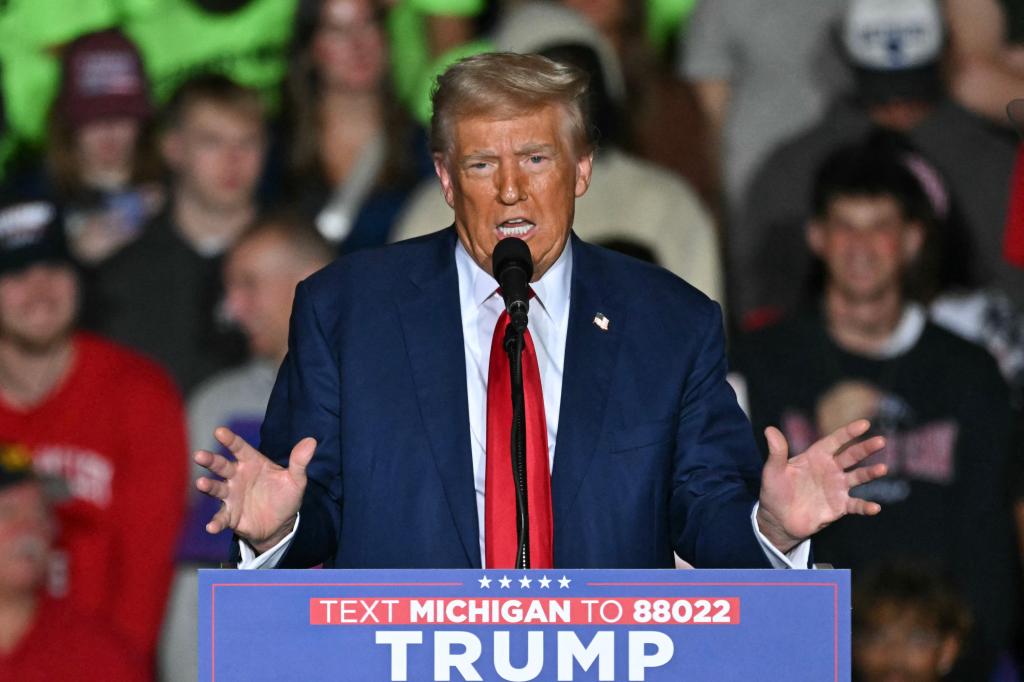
[592,313,609,331]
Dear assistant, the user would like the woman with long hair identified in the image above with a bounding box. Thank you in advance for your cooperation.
[47,29,164,265]
[283,0,427,253]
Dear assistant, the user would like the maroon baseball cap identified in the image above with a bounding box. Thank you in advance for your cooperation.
[57,29,153,129]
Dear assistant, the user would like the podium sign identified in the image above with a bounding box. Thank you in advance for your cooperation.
[199,568,850,681]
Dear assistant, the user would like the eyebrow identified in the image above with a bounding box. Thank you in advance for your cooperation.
[460,150,498,165]
[515,143,558,157]
[460,143,560,163]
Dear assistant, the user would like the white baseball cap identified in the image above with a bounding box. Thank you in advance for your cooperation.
[843,0,945,101]
[844,0,944,70]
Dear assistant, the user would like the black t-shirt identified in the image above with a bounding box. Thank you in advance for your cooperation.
[732,310,1019,678]
[81,209,247,395]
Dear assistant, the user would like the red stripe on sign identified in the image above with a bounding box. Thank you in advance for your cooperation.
[308,597,740,625]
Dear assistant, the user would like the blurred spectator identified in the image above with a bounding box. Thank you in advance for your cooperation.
[944,0,1024,126]
[562,0,718,210]
[0,447,148,681]
[158,215,331,682]
[85,74,264,393]
[0,197,186,669]
[736,0,1023,328]
[123,0,297,106]
[387,0,488,123]
[283,0,429,253]
[0,0,123,145]
[680,0,850,214]
[731,144,1019,679]
[929,286,1024,404]
[48,30,164,266]
[394,1,724,303]
[853,561,972,682]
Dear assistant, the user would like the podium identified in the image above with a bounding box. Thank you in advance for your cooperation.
[199,568,850,681]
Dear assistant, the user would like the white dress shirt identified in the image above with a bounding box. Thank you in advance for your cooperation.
[240,239,809,569]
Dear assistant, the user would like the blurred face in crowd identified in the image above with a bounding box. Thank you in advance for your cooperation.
[164,102,265,212]
[75,117,140,184]
[434,104,593,280]
[0,264,77,354]
[0,481,53,595]
[313,0,385,93]
[854,606,959,682]
[224,231,319,361]
[808,194,922,305]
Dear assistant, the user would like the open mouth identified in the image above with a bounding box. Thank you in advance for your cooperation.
[496,218,536,238]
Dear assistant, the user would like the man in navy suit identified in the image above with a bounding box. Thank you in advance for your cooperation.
[195,53,887,570]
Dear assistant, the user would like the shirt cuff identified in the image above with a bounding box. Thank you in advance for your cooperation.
[237,514,300,569]
[750,503,811,569]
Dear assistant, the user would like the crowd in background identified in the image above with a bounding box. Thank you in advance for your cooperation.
[0,0,1021,680]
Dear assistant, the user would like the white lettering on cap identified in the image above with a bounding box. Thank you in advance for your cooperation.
[0,202,55,250]
[844,0,944,70]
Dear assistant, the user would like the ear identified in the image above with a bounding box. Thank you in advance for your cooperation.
[806,219,825,257]
[903,221,924,260]
[433,154,456,208]
[936,635,961,677]
[574,152,594,198]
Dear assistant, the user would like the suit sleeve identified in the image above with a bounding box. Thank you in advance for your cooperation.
[259,281,344,568]
[671,302,772,568]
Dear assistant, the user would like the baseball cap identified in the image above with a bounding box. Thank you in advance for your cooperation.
[843,0,945,103]
[56,29,153,130]
[0,199,71,277]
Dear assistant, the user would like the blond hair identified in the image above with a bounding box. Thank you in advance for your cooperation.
[430,52,592,159]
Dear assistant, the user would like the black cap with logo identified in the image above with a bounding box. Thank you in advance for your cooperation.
[0,198,71,278]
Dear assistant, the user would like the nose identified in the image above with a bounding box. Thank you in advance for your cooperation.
[496,163,526,205]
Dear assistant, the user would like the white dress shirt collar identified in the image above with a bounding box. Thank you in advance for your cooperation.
[455,235,573,321]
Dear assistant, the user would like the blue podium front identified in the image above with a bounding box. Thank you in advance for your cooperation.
[199,568,850,681]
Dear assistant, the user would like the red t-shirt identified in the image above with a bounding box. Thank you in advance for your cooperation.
[0,597,149,681]
[0,333,187,665]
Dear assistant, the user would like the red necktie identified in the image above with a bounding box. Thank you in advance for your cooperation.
[485,304,553,569]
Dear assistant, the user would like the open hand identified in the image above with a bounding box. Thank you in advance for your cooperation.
[194,427,316,553]
[756,419,887,553]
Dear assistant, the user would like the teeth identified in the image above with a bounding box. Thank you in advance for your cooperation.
[499,226,531,236]
[498,220,534,236]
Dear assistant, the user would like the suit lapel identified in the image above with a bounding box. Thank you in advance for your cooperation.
[395,229,481,567]
[552,236,626,536]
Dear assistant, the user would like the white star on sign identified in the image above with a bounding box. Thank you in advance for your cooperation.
[538,576,552,589]
[499,575,512,589]
[478,576,492,589]
[519,575,532,589]
[558,575,571,589]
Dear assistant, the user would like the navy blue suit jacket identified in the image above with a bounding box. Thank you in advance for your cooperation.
[259,228,771,569]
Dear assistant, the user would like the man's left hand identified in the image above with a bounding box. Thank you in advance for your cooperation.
[756,419,887,553]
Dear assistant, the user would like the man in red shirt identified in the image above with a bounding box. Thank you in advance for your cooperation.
[0,198,186,670]
[0,442,148,681]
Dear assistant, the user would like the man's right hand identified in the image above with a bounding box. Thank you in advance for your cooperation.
[194,427,317,554]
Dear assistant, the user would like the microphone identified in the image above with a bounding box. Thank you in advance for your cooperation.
[492,237,533,332]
